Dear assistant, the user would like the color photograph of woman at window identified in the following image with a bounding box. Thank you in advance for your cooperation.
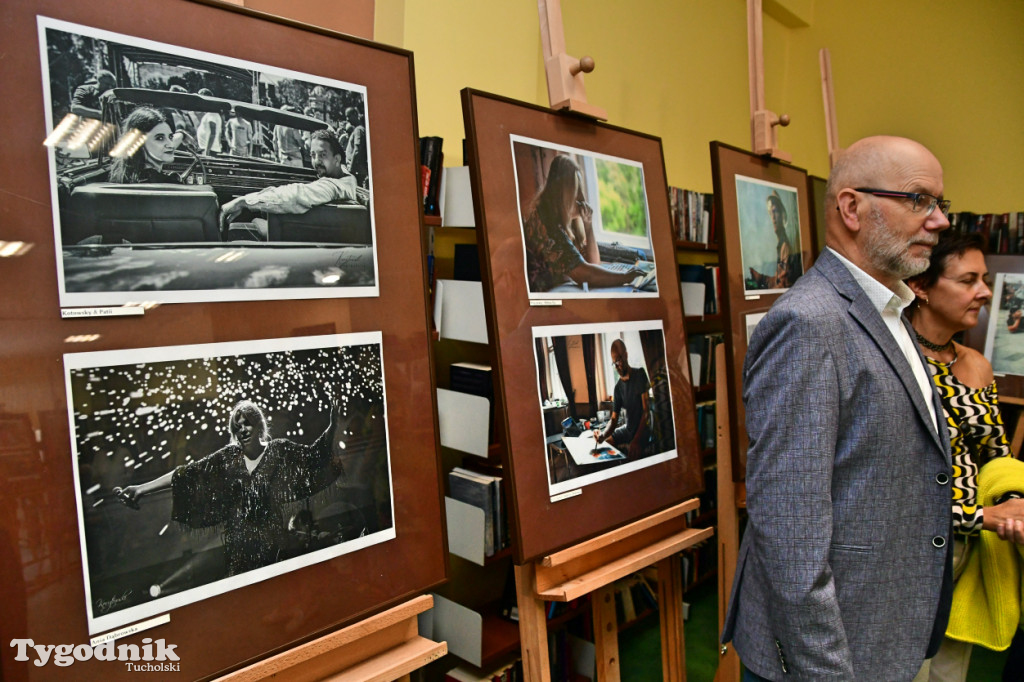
[512,138,657,297]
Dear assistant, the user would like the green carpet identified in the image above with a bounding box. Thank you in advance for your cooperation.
[619,580,1011,681]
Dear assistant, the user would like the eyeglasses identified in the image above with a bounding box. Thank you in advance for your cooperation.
[854,188,951,217]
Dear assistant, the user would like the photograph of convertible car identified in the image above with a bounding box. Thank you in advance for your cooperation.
[39,17,378,306]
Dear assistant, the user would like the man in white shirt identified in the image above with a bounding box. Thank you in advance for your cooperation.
[196,88,223,155]
[722,136,956,681]
[220,129,360,226]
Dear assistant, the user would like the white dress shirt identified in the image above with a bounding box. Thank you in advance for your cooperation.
[827,247,938,433]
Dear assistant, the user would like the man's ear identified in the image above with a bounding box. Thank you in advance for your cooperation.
[835,188,861,232]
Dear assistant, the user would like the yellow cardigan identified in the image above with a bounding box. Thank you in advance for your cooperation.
[946,456,1024,650]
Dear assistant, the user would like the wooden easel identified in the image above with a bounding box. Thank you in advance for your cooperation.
[514,500,714,681]
[713,345,743,682]
[819,48,843,169]
[216,595,446,682]
[747,0,791,161]
[537,0,608,121]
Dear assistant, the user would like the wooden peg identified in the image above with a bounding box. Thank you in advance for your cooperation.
[747,0,791,161]
[538,0,608,120]
[819,48,843,169]
[752,109,792,162]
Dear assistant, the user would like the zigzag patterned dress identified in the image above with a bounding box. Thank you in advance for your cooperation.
[925,355,1013,536]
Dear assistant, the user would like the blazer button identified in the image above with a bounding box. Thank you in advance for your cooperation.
[932,536,946,548]
[936,473,950,485]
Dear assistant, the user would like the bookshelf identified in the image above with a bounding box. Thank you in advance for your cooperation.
[672,184,723,594]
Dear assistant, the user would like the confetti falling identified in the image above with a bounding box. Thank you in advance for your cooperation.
[71,342,386,485]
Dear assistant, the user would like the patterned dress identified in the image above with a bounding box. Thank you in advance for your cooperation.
[925,356,1012,536]
[523,210,585,292]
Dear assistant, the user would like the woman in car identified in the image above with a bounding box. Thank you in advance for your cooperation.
[109,106,186,184]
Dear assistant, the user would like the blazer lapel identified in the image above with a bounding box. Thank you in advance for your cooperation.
[816,251,947,455]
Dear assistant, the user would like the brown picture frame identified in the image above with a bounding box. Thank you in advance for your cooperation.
[462,89,703,563]
[808,174,829,259]
[710,141,814,478]
[0,0,446,679]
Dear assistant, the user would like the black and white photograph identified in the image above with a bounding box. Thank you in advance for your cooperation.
[533,320,677,497]
[736,175,804,295]
[985,273,1024,376]
[39,16,378,307]
[65,332,395,635]
[511,135,658,299]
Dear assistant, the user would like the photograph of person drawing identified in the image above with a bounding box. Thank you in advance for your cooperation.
[511,135,658,299]
[736,175,805,294]
[533,320,677,497]
[984,273,1024,376]
[65,333,395,635]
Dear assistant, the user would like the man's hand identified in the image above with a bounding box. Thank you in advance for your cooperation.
[220,197,245,227]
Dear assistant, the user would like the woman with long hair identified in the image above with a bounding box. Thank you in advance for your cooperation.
[108,106,183,184]
[523,153,643,292]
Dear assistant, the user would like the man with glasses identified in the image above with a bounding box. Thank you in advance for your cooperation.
[722,136,955,680]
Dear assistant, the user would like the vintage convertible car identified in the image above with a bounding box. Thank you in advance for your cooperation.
[53,87,375,299]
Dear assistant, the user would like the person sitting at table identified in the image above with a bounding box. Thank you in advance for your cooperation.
[596,339,650,458]
[523,154,643,292]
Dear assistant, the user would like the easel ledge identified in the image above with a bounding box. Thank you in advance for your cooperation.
[215,595,446,682]
[516,498,714,681]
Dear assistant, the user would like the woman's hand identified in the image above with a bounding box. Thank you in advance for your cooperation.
[997,518,1024,545]
[113,486,141,510]
[984,497,1024,545]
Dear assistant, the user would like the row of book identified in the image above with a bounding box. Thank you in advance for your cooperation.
[420,135,444,217]
[611,574,659,625]
[678,264,721,317]
[949,211,1024,255]
[694,400,716,451]
[448,467,507,557]
[695,465,718,514]
[687,332,724,388]
[682,536,716,591]
[669,186,716,245]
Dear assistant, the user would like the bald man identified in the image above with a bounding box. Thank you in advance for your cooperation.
[722,136,954,681]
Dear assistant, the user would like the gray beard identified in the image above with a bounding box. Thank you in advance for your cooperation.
[864,207,932,280]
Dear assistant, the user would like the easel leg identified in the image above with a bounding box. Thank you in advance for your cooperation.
[514,563,551,682]
[592,583,621,682]
[658,554,685,682]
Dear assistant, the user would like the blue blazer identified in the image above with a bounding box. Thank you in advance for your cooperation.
[722,248,953,681]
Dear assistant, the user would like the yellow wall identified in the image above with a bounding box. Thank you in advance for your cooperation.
[378,0,1024,212]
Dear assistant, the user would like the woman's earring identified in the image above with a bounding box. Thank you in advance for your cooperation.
[922,296,929,305]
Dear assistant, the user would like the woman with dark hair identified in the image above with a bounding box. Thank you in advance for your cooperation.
[115,398,347,576]
[523,153,643,292]
[907,230,1024,681]
[108,106,183,184]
